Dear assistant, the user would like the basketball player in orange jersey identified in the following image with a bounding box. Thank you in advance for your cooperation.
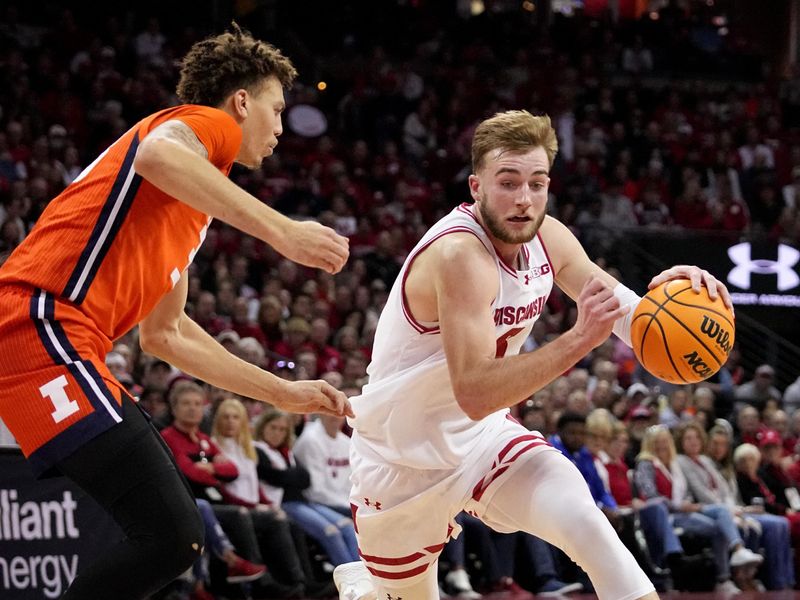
[333,111,733,600]
[0,25,353,600]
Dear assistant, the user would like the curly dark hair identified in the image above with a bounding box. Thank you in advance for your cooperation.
[176,22,298,106]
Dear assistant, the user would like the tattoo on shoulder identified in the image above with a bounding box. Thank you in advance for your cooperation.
[148,120,209,159]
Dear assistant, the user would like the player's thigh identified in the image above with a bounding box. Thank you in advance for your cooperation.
[352,469,455,592]
[475,447,600,543]
[0,291,125,470]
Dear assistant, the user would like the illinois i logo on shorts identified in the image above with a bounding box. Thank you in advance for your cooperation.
[39,375,80,423]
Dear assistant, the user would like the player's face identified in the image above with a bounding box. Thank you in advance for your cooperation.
[237,76,286,169]
[470,147,550,246]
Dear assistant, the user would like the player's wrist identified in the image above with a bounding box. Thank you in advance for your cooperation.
[611,283,641,347]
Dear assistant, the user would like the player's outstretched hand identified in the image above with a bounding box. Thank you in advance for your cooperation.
[572,277,630,350]
[282,380,355,418]
[281,220,349,274]
[648,265,733,313]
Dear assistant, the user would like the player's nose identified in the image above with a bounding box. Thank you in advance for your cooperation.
[516,186,534,207]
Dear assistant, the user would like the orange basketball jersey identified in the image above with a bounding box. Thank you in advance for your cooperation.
[0,104,242,342]
[0,105,241,473]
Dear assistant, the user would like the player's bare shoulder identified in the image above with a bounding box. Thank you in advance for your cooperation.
[428,232,497,294]
[537,215,582,273]
[145,120,209,159]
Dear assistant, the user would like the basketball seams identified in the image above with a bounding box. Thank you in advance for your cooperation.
[642,283,725,366]
[633,298,689,384]
[664,296,734,328]
[655,304,723,368]
[664,280,734,328]
[647,315,688,384]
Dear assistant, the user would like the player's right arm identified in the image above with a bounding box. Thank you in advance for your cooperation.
[423,234,626,420]
[133,119,348,274]
[139,270,353,418]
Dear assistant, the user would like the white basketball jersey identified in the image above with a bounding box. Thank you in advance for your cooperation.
[349,203,554,470]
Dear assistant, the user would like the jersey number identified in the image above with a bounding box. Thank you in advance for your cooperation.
[40,375,80,423]
[495,327,524,358]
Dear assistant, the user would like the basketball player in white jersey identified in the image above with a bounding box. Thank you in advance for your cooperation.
[333,110,732,600]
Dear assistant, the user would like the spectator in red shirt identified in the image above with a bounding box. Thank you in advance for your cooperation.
[273,317,313,359]
[308,317,342,374]
[193,290,230,336]
[161,381,306,597]
[231,297,267,347]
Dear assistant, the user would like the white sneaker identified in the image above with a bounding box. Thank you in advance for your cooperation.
[445,569,481,598]
[730,547,764,568]
[334,561,378,600]
[714,580,742,595]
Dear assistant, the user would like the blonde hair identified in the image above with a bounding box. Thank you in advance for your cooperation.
[733,443,760,467]
[586,408,614,439]
[471,110,559,173]
[638,425,676,465]
[212,398,256,461]
[253,407,295,449]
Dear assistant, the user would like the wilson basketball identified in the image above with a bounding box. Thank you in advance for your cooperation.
[630,278,735,384]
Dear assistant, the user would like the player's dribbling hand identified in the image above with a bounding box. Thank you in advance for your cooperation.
[283,220,350,274]
[571,277,630,350]
[648,265,734,314]
[282,380,355,418]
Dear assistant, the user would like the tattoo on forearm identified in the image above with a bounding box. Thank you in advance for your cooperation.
[148,120,209,159]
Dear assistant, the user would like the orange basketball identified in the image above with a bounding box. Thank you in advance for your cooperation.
[630,278,735,384]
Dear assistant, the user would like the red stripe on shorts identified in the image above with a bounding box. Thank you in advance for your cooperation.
[366,562,431,580]
[359,549,425,566]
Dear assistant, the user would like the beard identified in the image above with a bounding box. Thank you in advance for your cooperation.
[477,193,545,244]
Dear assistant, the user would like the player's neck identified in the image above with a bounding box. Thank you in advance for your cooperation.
[489,237,523,270]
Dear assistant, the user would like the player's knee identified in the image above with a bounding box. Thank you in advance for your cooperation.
[557,507,611,554]
[167,501,206,569]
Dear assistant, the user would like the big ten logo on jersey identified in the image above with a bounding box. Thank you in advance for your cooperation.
[169,217,212,288]
[522,263,551,285]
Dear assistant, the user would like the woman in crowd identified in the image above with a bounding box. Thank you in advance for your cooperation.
[735,441,800,585]
[211,398,339,598]
[252,408,359,567]
[634,425,762,594]
[603,421,686,581]
[678,422,793,589]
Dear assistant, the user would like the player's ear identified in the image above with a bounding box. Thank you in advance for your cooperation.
[232,89,248,119]
[468,174,481,202]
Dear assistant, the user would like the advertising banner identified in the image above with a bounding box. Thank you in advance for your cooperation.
[635,235,800,338]
[0,449,122,599]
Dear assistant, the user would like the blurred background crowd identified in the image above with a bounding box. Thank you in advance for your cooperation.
[2,0,800,598]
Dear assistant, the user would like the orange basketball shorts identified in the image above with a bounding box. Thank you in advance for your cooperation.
[0,284,127,476]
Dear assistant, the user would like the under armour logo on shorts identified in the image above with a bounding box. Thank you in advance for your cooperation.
[727,242,800,291]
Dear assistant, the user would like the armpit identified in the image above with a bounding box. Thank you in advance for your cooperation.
[147,120,209,159]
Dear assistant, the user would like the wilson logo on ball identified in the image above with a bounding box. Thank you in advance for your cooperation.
[699,315,732,354]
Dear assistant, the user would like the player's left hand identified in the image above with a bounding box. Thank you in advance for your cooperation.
[282,220,350,274]
[649,265,734,314]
